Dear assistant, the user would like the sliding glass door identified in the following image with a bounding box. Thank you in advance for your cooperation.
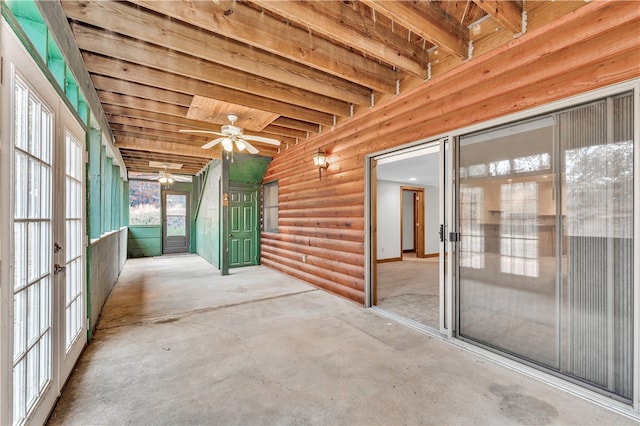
[457,92,634,402]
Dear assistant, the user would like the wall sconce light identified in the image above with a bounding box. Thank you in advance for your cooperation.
[313,148,329,180]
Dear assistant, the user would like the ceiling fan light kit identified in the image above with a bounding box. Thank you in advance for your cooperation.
[179,113,281,155]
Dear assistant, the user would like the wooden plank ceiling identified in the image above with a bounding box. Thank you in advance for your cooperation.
[60,0,584,176]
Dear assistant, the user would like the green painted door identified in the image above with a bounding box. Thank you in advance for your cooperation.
[229,188,258,267]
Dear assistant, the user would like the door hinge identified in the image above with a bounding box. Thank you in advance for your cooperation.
[1,56,3,85]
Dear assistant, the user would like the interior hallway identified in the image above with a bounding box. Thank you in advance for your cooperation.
[47,255,634,425]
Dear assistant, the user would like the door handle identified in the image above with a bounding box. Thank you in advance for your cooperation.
[54,264,66,275]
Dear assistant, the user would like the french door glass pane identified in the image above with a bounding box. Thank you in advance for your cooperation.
[64,131,84,351]
[12,75,53,425]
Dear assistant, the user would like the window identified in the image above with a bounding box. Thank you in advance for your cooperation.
[128,180,161,225]
[263,181,278,233]
[459,186,484,268]
[500,182,539,277]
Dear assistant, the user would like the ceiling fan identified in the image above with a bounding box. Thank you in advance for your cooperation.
[179,114,281,154]
[136,164,191,185]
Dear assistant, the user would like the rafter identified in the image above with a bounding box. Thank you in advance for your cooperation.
[91,75,193,107]
[71,23,350,117]
[252,0,428,78]
[472,0,523,35]
[129,0,398,93]
[83,53,335,126]
[111,124,210,146]
[62,0,372,106]
[362,0,470,60]
[103,104,308,140]
[97,90,190,120]
[119,149,212,174]
[107,114,302,142]
[114,137,218,159]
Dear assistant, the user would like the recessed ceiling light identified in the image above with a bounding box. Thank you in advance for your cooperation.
[409,177,417,181]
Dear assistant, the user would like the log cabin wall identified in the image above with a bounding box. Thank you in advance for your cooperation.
[260,1,640,305]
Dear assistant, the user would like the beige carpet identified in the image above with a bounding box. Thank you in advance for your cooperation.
[376,254,440,328]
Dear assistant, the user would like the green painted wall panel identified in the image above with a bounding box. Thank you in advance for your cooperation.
[127,225,161,257]
[195,161,222,268]
[229,153,271,184]
[128,226,161,239]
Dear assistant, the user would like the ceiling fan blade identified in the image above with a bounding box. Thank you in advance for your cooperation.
[242,134,281,145]
[179,129,224,136]
[201,137,225,149]
[239,138,260,154]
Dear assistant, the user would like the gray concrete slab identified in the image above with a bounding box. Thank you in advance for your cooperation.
[48,255,637,425]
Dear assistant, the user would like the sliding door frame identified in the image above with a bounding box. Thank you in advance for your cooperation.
[450,80,640,412]
[365,78,639,415]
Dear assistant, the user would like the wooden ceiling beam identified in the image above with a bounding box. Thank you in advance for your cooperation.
[72,23,350,117]
[252,0,428,78]
[104,103,307,140]
[108,114,299,142]
[97,90,189,119]
[111,125,210,145]
[92,75,193,107]
[83,53,336,126]
[129,0,398,93]
[472,0,523,35]
[62,0,371,106]
[115,136,218,159]
[107,115,206,135]
[120,151,211,165]
[103,105,220,131]
[363,0,470,60]
[272,117,319,134]
[259,125,308,140]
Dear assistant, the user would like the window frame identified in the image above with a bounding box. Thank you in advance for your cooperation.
[262,180,279,233]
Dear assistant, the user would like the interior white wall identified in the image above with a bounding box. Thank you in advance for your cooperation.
[377,180,401,259]
[424,186,440,255]
[378,180,441,259]
[402,191,415,250]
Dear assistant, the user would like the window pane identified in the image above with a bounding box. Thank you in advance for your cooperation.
[459,116,557,368]
[129,180,161,225]
[559,94,633,400]
[167,216,186,237]
[263,182,278,232]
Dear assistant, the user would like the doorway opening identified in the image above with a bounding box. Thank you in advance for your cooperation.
[370,141,447,330]
[401,187,425,259]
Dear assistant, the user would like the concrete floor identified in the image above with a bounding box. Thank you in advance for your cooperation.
[48,255,636,425]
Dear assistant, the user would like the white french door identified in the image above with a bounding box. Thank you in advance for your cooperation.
[59,124,87,383]
[1,22,86,425]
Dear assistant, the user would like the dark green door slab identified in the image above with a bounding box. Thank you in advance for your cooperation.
[229,187,258,267]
